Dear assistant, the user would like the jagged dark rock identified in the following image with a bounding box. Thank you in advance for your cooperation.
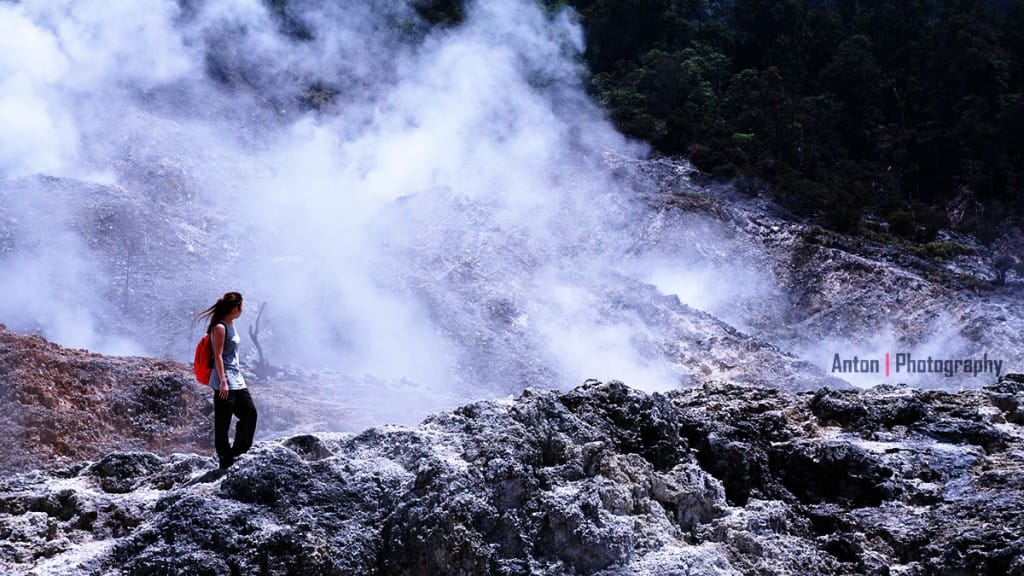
[615,156,1024,389]
[1,380,1022,575]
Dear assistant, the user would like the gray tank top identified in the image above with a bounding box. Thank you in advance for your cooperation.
[210,322,246,390]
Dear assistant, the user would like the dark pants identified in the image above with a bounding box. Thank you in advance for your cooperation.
[214,388,258,468]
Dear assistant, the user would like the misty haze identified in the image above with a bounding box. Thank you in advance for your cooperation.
[1,0,1022,423]
[3,2,1024,575]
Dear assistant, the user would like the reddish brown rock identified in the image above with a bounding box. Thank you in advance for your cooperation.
[0,324,212,475]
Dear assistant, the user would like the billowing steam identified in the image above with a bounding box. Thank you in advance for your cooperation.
[0,0,691,410]
[2,0,1013,421]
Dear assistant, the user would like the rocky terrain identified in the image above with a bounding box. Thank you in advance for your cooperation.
[0,324,210,476]
[615,154,1024,387]
[2,144,1022,576]
[2,377,1023,575]
[0,167,857,398]
[3,156,1023,575]
[7,155,1022,398]
[3,2,1023,573]
[0,323,373,477]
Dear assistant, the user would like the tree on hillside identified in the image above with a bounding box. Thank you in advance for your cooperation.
[551,0,1023,236]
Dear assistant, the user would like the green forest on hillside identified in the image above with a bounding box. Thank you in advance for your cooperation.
[382,0,1024,239]
[544,0,1024,239]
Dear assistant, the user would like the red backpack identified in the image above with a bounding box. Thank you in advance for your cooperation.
[193,334,213,385]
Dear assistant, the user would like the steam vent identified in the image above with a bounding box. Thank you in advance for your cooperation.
[2,0,1024,575]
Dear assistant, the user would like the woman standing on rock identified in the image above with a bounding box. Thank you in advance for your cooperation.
[199,291,257,469]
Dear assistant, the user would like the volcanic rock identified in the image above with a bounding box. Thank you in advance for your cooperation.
[0,324,368,477]
[1,379,1022,575]
[0,323,210,475]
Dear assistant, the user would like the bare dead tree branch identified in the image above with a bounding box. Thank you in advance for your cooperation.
[247,301,269,381]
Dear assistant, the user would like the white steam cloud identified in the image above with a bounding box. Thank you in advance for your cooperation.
[3,0,1013,425]
[0,0,687,416]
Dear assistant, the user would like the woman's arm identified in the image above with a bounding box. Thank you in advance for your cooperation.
[212,323,229,400]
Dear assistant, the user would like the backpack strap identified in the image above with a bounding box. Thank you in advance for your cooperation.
[208,321,227,365]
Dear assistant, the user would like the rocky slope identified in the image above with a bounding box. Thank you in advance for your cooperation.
[2,378,1023,575]
[0,175,225,357]
[617,155,1024,387]
[0,324,371,477]
[0,168,853,398]
[0,324,210,476]
[3,154,1022,396]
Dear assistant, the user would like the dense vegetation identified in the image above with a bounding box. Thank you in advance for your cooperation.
[266,0,1024,239]
[554,0,1024,238]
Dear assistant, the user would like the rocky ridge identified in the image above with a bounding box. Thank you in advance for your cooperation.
[0,324,369,477]
[3,155,1022,394]
[0,324,210,476]
[0,175,226,357]
[616,155,1024,386]
[2,378,1023,575]
[0,169,852,399]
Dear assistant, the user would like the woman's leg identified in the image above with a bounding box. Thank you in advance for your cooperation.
[231,388,258,457]
[213,391,235,468]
